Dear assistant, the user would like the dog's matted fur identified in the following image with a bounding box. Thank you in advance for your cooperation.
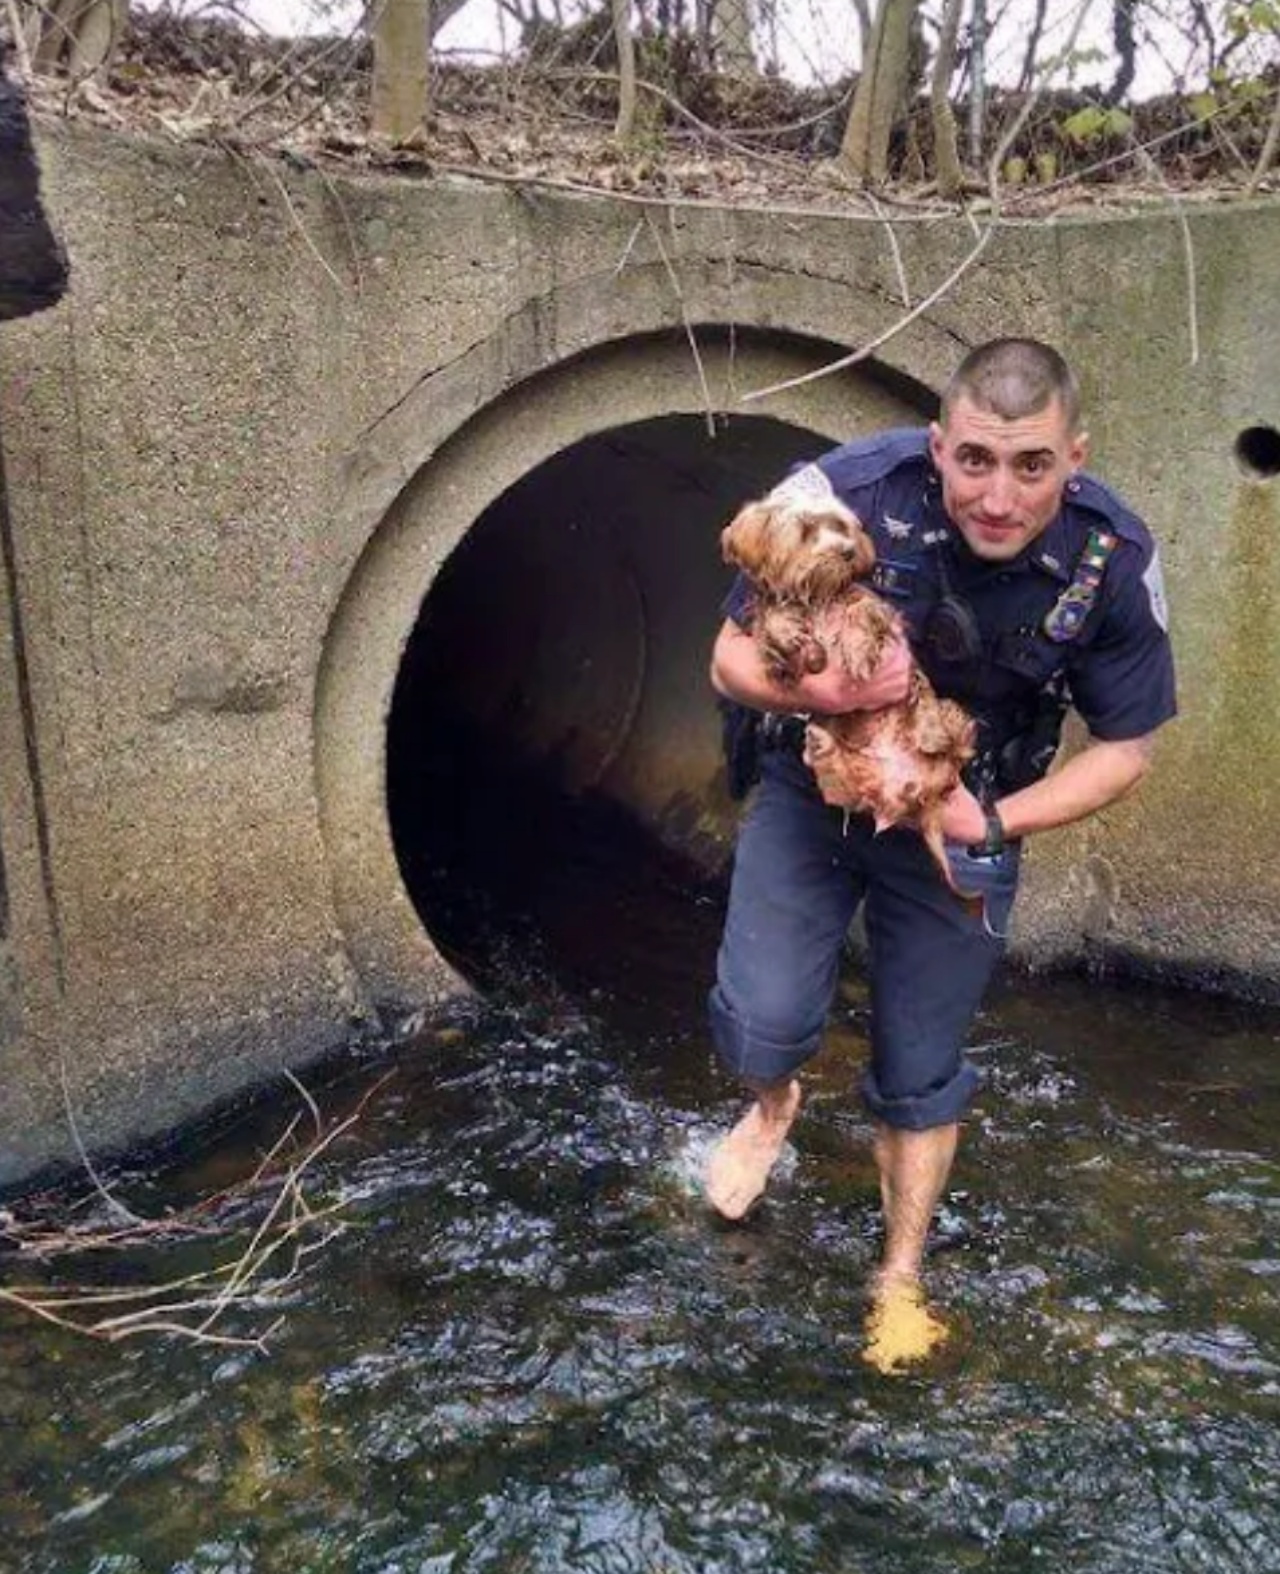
[721,491,979,905]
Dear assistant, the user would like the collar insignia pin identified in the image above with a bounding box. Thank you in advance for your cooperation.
[884,515,914,540]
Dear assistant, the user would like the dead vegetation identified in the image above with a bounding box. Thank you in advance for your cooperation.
[0,1072,390,1349]
[15,4,1279,213]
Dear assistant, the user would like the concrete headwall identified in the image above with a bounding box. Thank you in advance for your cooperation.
[0,118,1277,1184]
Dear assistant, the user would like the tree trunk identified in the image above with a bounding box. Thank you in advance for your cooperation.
[25,0,126,77]
[1105,0,1137,105]
[612,0,636,140]
[838,0,920,183]
[930,0,964,198]
[709,0,756,75]
[1016,0,1048,91]
[372,0,431,143]
[967,0,987,164]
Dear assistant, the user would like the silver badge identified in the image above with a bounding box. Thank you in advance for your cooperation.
[884,514,914,540]
[1142,547,1169,631]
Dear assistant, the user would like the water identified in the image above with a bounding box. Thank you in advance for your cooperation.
[4,813,1280,1572]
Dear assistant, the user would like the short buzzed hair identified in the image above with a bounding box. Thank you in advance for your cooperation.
[941,338,1082,433]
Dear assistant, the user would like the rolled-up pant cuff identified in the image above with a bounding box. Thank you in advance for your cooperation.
[861,1060,981,1130]
[708,986,821,1086]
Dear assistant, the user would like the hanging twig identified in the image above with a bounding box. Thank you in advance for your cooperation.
[736,0,1100,408]
[645,209,717,436]
[736,227,995,405]
[249,149,347,293]
[613,217,645,275]
[865,189,912,306]
[57,1053,146,1229]
[1134,144,1200,365]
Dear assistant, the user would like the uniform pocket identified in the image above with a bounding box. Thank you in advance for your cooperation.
[945,840,1023,941]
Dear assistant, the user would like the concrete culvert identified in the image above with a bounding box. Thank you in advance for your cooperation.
[386,413,832,1004]
[315,332,936,1019]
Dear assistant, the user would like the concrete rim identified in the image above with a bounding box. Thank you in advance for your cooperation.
[313,323,939,1014]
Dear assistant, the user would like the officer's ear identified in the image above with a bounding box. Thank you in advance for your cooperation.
[928,420,946,466]
[1069,429,1090,473]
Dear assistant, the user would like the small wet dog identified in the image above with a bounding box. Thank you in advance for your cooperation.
[721,491,978,904]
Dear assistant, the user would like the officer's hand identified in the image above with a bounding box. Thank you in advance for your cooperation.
[939,782,988,845]
[802,630,913,714]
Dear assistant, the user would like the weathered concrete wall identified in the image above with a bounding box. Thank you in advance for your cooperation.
[0,117,1276,1184]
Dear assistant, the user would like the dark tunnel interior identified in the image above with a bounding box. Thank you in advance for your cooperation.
[386,413,829,1022]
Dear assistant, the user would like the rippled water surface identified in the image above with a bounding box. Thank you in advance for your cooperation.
[4,820,1280,1572]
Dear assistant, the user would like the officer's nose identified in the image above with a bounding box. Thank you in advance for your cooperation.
[983,467,1017,517]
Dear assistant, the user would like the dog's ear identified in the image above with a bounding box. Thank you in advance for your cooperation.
[721,501,772,574]
[846,521,877,579]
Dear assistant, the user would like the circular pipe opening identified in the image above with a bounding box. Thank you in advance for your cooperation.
[1235,425,1280,480]
[386,413,829,1008]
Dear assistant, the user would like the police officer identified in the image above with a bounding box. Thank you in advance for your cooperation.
[705,339,1177,1335]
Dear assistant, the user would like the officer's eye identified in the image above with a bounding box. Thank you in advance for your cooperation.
[1017,453,1054,479]
[955,446,993,473]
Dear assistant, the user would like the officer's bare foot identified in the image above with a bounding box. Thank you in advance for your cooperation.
[704,1080,802,1220]
[861,1270,949,1375]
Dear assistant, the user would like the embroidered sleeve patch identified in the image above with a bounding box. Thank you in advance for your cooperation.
[767,464,837,506]
[1142,548,1170,631]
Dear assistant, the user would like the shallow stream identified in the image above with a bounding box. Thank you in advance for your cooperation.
[4,804,1280,1573]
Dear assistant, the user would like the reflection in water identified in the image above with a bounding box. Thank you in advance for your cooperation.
[4,799,1280,1572]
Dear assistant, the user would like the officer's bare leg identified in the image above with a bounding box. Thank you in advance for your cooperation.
[705,1077,802,1220]
[873,1121,959,1283]
[862,1122,956,1372]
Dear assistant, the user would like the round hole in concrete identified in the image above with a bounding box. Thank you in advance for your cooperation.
[1235,425,1280,480]
[385,412,832,1009]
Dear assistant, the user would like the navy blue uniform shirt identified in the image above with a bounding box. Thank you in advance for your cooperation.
[725,428,1177,746]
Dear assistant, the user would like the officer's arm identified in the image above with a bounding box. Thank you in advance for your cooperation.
[710,618,913,715]
[942,733,1157,844]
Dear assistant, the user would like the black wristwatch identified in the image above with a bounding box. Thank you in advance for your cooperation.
[968,807,1006,859]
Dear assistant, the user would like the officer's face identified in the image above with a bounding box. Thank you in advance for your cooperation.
[929,396,1089,562]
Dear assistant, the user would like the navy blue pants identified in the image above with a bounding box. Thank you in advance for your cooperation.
[708,753,1022,1130]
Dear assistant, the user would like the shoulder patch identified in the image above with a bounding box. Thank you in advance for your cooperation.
[767,464,837,507]
[1142,547,1170,632]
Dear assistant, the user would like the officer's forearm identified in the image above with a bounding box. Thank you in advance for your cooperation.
[996,734,1156,840]
[710,621,800,712]
[710,619,911,715]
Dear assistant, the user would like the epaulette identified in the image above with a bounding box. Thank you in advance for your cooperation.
[1062,472,1151,550]
[814,428,932,496]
